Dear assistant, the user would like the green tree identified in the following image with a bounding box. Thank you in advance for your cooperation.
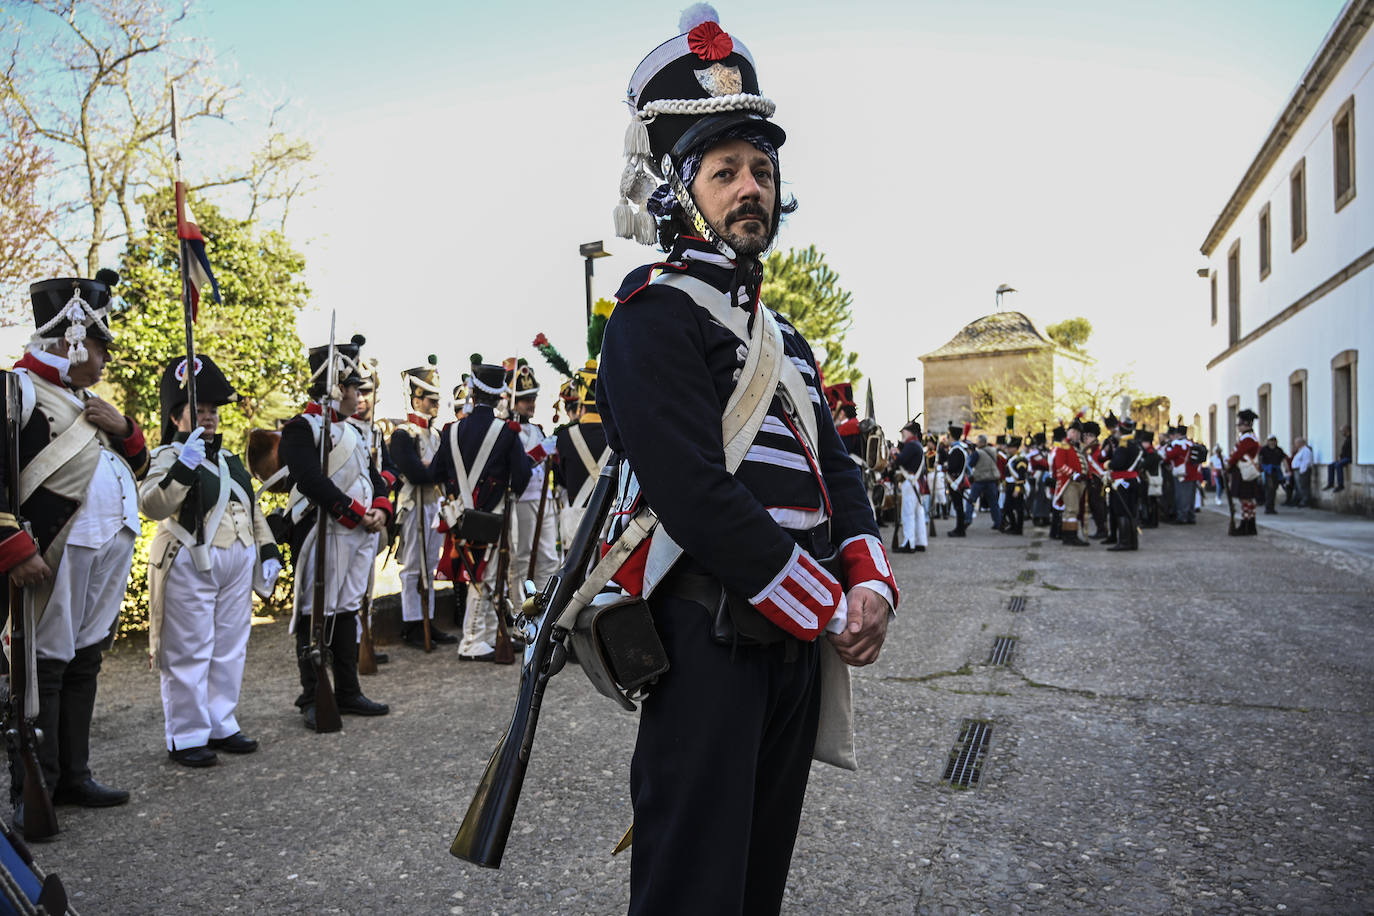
[761,245,860,385]
[1045,316,1092,351]
[105,186,309,449]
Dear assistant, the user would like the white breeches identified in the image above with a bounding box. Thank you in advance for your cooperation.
[511,499,559,597]
[898,479,928,548]
[398,499,442,623]
[37,527,136,662]
[459,543,503,656]
[292,524,379,625]
[159,541,254,750]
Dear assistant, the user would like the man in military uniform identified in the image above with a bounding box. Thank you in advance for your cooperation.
[1052,421,1089,546]
[1001,436,1027,535]
[943,422,972,537]
[141,354,280,766]
[1227,408,1262,536]
[5,272,148,825]
[429,360,532,660]
[599,11,899,911]
[553,362,609,549]
[1105,418,1141,551]
[1164,425,1202,524]
[1027,431,1051,526]
[279,336,392,730]
[348,357,394,666]
[891,420,928,552]
[1080,420,1108,539]
[506,361,560,603]
[388,356,457,648]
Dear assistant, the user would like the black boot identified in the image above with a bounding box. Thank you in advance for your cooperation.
[52,644,127,807]
[331,613,389,716]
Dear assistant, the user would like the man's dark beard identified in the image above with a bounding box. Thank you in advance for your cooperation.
[719,203,771,257]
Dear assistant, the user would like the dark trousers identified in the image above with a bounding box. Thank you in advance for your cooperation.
[1160,473,1176,519]
[1263,471,1282,512]
[967,480,1002,528]
[951,488,968,531]
[1002,486,1023,533]
[294,611,362,707]
[629,596,821,916]
[8,642,105,803]
[1086,480,1108,535]
[1140,495,1159,528]
[1108,483,1138,548]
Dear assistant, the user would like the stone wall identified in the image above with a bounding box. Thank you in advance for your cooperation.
[1309,462,1374,516]
[922,349,1054,432]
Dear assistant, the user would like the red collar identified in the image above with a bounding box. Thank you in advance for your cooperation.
[304,402,344,423]
[14,352,66,388]
[406,412,430,429]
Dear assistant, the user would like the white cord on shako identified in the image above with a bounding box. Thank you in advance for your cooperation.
[29,282,112,365]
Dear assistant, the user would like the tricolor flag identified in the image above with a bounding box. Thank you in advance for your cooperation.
[175,181,220,320]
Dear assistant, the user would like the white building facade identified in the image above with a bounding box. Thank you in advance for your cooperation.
[1202,0,1374,515]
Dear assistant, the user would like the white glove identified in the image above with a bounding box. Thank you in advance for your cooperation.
[177,427,206,469]
[261,558,282,589]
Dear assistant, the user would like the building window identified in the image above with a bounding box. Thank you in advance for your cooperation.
[1258,204,1271,280]
[1257,383,1271,440]
[1209,404,1217,450]
[1334,96,1356,211]
[1226,395,1240,452]
[1227,240,1241,345]
[1210,272,1218,326]
[1332,350,1357,461]
[1291,158,1307,250]
[1289,369,1307,443]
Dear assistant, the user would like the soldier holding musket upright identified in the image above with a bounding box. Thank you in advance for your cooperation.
[280,336,392,730]
[1105,417,1141,552]
[389,357,457,648]
[552,362,609,548]
[5,273,149,829]
[140,355,281,766]
[348,357,396,667]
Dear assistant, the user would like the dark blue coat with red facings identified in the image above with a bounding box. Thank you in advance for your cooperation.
[597,240,878,604]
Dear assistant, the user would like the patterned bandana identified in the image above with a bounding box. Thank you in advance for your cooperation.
[646,126,780,220]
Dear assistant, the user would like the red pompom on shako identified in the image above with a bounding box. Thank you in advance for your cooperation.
[688,20,733,61]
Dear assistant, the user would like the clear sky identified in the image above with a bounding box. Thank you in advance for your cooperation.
[28,0,1353,430]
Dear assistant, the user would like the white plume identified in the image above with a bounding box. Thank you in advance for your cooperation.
[679,3,719,33]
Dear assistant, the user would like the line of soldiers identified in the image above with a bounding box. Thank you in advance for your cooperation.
[0,269,612,837]
[872,409,1263,553]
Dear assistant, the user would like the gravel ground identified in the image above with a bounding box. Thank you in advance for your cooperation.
[13,510,1374,914]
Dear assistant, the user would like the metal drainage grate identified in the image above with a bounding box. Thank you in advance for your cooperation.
[1017,569,1034,583]
[1025,552,1040,561]
[987,635,1017,666]
[943,718,994,788]
[1008,596,1026,613]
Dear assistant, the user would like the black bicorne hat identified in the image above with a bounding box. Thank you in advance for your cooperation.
[29,271,120,362]
[615,5,785,250]
[159,354,239,446]
[308,334,366,400]
[402,355,441,401]
[1102,410,1119,430]
[1236,408,1258,424]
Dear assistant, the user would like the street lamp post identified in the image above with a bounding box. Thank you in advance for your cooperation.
[580,241,612,325]
[905,376,917,423]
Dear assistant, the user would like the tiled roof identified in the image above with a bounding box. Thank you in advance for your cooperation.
[920,311,1053,360]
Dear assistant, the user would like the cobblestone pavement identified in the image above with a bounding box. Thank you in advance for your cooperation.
[13,510,1374,914]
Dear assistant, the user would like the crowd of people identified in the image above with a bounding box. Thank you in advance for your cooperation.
[824,390,1276,552]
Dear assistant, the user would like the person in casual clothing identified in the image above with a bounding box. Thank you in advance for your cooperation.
[1325,425,1353,492]
[1258,436,1288,515]
[967,434,1001,530]
[1210,445,1226,506]
[1288,437,1314,507]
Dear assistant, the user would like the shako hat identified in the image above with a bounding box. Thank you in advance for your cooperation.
[509,359,539,399]
[1080,420,1100,437]
[1033,431,1046,446]
[357,357,379,393]
[468,354,508,403]
[1136,427,1155,443]
[1008,435,1023,448]
[308,334,366,400]
[1052,424,1067,442]
[824,383,854,412]
[1117,417,1136,435]
[158,354,238,445]
[402,355,441,401]
[615,5,785,251]
[1236,408,1258,424]
[901,419,922,437]
[995,434,1007,446]
[575,361,599,411]
[29,270,121,363]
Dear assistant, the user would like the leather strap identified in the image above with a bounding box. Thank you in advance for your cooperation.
[451,418,504,513]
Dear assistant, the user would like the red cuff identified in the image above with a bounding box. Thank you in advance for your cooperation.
[380,470,397,489]
[121,420,146,457]
[748,544,843,640]
[333,499,367,529]
[0,530,39,573]
[839,534,900,610]
[370,496,394,518]
[527,443,549,463]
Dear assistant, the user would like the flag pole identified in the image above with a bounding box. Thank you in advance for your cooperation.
[172,84,203,545]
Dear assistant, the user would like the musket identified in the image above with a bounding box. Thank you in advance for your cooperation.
[2,372,58,840]
[414,486,434,653]
[491,493,515,666]
[171,85,203,548]
[450,460,618,868]
[307,313,342,733]
[357,559,379,677]
[526,458,551,583]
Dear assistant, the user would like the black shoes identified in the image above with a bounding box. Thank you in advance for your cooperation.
[53,778,129,808]
[401,622,459,647]
[1107,543,1138,552]
[459,651,497,662]
[945,528,966,538]
[373,651,390,665]
[338,695,390,716]
[209,733,259,754]
[169,747,218,768]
